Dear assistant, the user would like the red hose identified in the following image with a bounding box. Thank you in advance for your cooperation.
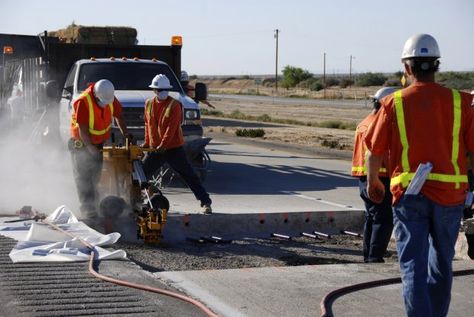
[320,268,474,317]
[42,220,219,317]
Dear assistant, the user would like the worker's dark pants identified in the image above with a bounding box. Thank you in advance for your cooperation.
[69,142,103,218]
[142,146,211,206]
[358,177,393,263]
[465,169,474,259]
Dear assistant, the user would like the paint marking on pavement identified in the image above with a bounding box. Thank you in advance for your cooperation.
[281,191,355,209]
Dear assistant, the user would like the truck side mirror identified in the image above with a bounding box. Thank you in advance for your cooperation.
[62,86,73,100]
[45,80,59,100]
[194,82,208,102]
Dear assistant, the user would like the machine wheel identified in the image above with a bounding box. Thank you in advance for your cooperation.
[149,193,170,211]
[99,195,126,218]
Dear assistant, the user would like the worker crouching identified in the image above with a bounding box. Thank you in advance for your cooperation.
[69,79,130,220]
[141,74,212,214]
[352,87,396,263]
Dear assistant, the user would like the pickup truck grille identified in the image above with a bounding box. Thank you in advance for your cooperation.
[121,107,144,128]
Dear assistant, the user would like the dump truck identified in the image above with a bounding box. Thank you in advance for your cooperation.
[0,27,207,144]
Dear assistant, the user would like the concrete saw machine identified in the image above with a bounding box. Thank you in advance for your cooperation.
[100,140,169,244]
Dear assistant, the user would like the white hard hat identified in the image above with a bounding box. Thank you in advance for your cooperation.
[401,34,440,60]
[149,74,173,90]
[93,79,115,105]
[180,70,189,82]
[371,87,397,101]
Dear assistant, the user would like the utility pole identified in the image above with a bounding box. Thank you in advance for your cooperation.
[349,55,354,84]
[323,52,326,99]
[274,29,279,95]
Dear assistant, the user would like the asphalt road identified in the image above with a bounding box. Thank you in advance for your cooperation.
[161,131,363,215]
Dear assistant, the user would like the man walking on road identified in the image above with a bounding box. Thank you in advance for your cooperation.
[141,74,212,214]
[69,79,130,219]
[365,34,474,317]
[352,87,396,263]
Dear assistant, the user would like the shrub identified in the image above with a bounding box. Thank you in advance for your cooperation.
[256,114,272,122]
[318,120,357,130]
[355,72,388,87]
[339,78,354,88]
[282,65,313,88]
[324,77,340,87]
[437,71,474,90]
[201,109,224,116]
[235,128,265,138]
[383,77,403,87]
[297,78,323,91]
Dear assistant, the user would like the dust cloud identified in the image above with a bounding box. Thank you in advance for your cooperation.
[0,105,80,216]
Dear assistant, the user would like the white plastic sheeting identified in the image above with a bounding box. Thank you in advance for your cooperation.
[0,205,127,263]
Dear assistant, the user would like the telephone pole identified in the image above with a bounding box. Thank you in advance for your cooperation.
[274,29,279,94]
[349,55,355,84]
[323,52,326,99]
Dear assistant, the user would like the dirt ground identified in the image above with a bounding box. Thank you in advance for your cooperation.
[202,95,375,155]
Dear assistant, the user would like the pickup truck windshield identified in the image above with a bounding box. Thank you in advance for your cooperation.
[77,62,182,92]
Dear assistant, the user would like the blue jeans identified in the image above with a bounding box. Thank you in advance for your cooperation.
[393,194,463,317]
[359,177,393,262]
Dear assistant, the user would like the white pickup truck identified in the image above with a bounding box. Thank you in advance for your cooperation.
[58,57,205,144]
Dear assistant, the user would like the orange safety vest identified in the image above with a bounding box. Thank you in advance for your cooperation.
[351,113,388,177]
[70,89,114,145]
[144,97,184,149]
[391,89,467,190]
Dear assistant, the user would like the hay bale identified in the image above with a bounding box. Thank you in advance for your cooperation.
[49,25,137,45]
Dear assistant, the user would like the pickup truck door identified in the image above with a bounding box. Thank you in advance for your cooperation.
[58,65,77,143]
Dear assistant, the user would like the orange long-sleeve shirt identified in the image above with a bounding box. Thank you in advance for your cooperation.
[351,111,389,177]
[365,82,474,205]
[143,96,184,149]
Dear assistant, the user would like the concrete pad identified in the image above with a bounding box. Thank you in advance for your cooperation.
[156,260,474,317]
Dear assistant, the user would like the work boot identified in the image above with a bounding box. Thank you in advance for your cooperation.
[202,204,212,215]
[466,233,474,259]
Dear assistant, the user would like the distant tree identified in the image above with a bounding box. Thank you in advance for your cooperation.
[282,65,313,88]
[355,72,387,87]
[297,78,324,91]
[339,78,354,88]
[437,71,474,90]
[324,77,340,87]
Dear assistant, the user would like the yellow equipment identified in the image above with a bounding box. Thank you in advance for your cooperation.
[100,140,169,243]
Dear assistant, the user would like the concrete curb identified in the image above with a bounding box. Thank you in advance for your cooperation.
[111,209,365,243]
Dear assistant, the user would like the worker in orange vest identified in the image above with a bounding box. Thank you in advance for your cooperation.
[141,74,212,214]
[180,70,215,109]
[69,79,130,220]
[365,34,474,317]
[352,87,396,263]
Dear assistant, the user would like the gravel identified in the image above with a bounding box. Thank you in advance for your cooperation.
[117,235,398,272]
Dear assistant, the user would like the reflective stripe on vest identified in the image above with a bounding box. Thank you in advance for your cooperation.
[83,93,114,136]
[390,89,466,189]
[352,148,387,175]
[351,166,387,174]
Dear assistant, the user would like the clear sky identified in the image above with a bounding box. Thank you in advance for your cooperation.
[1,0,473,75]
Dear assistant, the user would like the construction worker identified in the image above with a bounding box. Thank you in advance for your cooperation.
[141,74,212,214]
[180,70,215,109]
[69,79,130,219]
[365,34,474,317]
[352,87,396,263]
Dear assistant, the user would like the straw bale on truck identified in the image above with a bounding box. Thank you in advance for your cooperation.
[49,24,137,45]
